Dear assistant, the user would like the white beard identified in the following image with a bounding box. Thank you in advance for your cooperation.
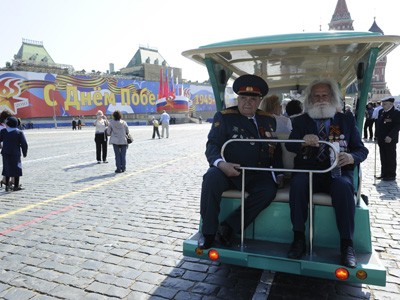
[307,103,337,119]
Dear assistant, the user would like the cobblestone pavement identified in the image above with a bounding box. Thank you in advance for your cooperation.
[0,124,262,300]
[253,139,400,300]
[0,124,399,300]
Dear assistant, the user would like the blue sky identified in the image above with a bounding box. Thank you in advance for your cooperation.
[2,0,399,95]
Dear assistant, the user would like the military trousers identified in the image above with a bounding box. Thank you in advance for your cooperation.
[378,142,397,178]
[200,166,277,235]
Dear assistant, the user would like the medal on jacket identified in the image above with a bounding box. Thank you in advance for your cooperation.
[384,116,392,124]
[265,124,277,159]
[329,125,347,152]
[329,124,340,138]
[232,126,244,139]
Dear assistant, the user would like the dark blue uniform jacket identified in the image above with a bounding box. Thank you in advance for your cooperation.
[376,107,400,144]
[205,106,283,170]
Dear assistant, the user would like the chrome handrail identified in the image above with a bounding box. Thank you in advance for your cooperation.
[221,138,340,256]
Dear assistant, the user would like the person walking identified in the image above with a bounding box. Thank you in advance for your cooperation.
[93,110,109,163]
[151,117,160,139]
[375,97,400,181]
[372,101,382,140]
[106,110,130,173]
[0,117,28,192]
[363,102,374,141]
[0,110,13,188]
[160,110,170,138]
[72,118,77,130]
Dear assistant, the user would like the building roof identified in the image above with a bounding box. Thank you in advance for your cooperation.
[126,46,169,68]
[369,18,384,34]
[14,39,55,64]
[7,38,74,73]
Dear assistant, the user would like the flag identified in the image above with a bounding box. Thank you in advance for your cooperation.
[158,68,163,98]
[170,69,175,97]
[164,68,169,97]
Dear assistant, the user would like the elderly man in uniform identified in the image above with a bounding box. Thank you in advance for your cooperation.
[198,74,283,250]
[375,97,400,181]
[286,78,368,268]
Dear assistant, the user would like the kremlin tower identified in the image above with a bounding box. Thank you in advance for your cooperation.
[329,0,392,101]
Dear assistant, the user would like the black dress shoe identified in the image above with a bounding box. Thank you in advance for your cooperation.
[13,186,23,191]
[287,237,306,259]
[375,175,383,180]
[216,223,235,247]
[341,245,357,268]
[198,233,215,250]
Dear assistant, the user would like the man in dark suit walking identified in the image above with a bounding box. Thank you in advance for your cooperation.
[198,74,283,250]
[285,78,368,268]
[375,97,400,181]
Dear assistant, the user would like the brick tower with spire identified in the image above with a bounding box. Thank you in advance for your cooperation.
[329,0,392,101]
[328,0,354,30]
[368,18,391,100]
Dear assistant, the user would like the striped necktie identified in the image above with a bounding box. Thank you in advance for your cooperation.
[317,120,328,161]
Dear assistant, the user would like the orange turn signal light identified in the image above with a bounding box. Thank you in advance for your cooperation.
[208,249,219,261]
[356,270,368,280]
[335,268,349,280]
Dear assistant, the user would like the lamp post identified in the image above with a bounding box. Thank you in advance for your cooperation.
[52,89,58,129]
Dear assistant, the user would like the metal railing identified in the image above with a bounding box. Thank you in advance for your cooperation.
[221,138,339,256]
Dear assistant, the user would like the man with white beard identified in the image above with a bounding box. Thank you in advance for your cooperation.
[285,78,368,268]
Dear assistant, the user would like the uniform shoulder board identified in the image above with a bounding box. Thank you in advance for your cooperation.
[221,108,239,115]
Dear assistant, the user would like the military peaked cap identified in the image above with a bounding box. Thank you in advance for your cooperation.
[381,97,395,103]
[233,74,269,97]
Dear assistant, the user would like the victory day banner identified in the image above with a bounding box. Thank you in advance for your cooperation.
[0,71,223,119]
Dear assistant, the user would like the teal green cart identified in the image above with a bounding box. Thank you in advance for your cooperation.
[182,31,400,286]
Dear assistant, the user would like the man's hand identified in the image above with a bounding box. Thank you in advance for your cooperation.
[302,134,320,147]
[337,152,354,167]
[384,136,392,143]
[218,161,241,177]
[276,174,285,189]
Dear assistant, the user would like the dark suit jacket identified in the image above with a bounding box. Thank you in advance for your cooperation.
[205,106,283,170]
[0,128,28,157]
[376,106,400,144]
[286,112,368,171]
